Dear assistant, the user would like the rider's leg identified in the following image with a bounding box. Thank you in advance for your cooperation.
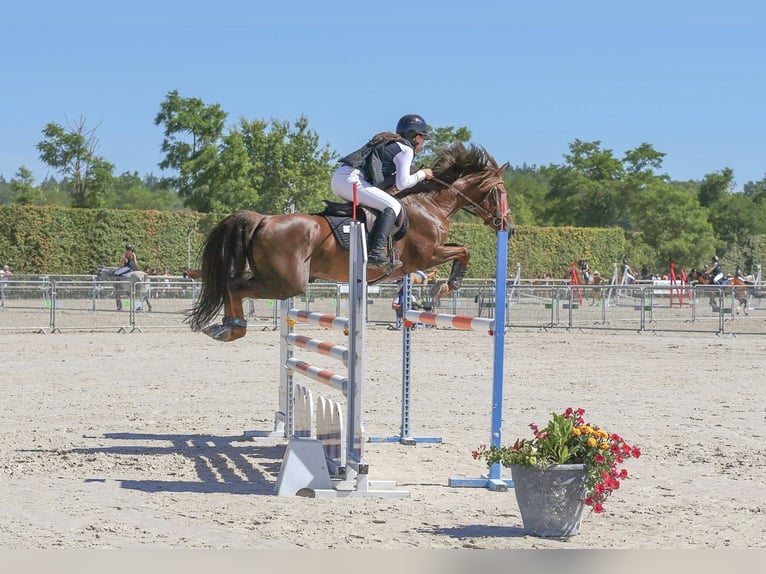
[331,167,402,269]
[367,207,401,268]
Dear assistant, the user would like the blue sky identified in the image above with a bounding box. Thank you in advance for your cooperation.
[2,1,764,192]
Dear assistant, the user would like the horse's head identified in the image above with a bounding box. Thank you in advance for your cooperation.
[428,142,515,236]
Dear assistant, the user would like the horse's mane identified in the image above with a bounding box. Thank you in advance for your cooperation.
[397,141,499,200]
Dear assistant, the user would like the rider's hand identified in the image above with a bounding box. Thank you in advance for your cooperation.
[422,168,433,180]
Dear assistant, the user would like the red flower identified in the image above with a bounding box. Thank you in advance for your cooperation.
[593,503,604,514]
[595,483,605,494]
[632,446,642,458]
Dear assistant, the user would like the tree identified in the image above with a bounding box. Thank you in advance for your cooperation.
[544,140,625,228]
[105,171,182,210]
[155,91,335,218]
[36,117,114,208]
[419,125,472,166]
[236,116,335,215]
[11,166,42,205]
[743,174,766,203]
[632,182,716,270]
[503,165,549,226]
[154,90,228,210]
[697,168,734,208]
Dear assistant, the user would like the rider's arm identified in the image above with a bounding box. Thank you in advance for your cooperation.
[393,143,427,191]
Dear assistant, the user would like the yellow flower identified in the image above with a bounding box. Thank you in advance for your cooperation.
[571,428,582,436]
[598,430,609,439]
[600,441,610,450]
[587,437,597,448]
[582,425,593,434]
[528,456,537,465]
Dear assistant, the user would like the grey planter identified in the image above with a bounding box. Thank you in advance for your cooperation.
[510,463,587,537]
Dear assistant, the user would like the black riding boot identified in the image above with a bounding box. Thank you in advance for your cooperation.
[367,207,402,270]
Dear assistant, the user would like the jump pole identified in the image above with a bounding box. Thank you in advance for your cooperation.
[368,271,443,445]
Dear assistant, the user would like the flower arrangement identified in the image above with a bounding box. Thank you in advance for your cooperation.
[473,407,641,513]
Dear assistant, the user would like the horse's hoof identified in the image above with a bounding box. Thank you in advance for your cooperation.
[201,323,228,341]
[200,323,246,342]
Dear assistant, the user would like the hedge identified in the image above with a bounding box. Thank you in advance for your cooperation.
[0,206,626,279]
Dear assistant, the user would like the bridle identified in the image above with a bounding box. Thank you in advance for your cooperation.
[430,175,512,230]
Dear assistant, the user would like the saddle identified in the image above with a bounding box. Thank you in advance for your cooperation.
[319,200,409,253]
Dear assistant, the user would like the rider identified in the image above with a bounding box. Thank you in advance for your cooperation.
[115,243,138,276]
[580,260,591,284]
[622,258,635,284]
[332,114,434,270]
[706,255,724,284]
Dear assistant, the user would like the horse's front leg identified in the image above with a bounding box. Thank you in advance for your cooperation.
[427,244,470,300]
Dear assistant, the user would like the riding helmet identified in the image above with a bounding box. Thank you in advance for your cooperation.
[712,255,718,262]
[126,243,133,250]
[396,114,431,142]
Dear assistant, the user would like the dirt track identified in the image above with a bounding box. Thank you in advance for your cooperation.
[1,327,764,549]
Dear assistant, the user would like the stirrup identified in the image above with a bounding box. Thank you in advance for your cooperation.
[368,256,402,271]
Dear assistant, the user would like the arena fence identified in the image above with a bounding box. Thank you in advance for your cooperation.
[2,275,766,335]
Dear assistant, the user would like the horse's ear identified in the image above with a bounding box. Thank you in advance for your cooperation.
[498,162,509,175]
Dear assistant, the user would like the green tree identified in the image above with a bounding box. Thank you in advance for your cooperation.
[11,166,42,205]
[155,91,335,218]
[503,165,549,226]
[632,182,716,270]
[36,117,114,208]
[154,90,228,209]
[743,174,766,203]
[105,171,182,210]
[697,168,734,208]
[419,125,472,166]
[544,140,625,228]
[236,116,335,215]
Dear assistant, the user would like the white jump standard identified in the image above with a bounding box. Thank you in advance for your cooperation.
[274,221,409,498]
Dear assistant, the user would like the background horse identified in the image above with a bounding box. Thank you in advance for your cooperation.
[687,268,749,315]
[188,142,513,342]
[96,267,151,311]
[570,267,608,306]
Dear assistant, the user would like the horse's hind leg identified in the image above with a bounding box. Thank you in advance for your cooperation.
[201,277,264,342]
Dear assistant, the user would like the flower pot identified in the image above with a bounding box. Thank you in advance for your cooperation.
[510,463,587,537]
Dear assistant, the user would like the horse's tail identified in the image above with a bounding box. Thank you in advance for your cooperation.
[187,210,265,331]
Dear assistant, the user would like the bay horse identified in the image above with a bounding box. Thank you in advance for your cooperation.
[687,268,749,315]
[188,142,513,342]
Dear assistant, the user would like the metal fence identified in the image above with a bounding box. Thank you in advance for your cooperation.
[2,276,766,335]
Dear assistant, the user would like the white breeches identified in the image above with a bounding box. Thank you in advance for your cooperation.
[331,165,402,216]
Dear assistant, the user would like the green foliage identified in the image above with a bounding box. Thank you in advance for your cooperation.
[0,205,202,274]
[36,117,114,208]
[431,224,625,279]
[419,125,472,167]
[154,91,335,216]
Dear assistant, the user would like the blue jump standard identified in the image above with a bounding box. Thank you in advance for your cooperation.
[448,228,513,491]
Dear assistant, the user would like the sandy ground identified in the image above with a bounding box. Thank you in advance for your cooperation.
[1,324,764,550]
